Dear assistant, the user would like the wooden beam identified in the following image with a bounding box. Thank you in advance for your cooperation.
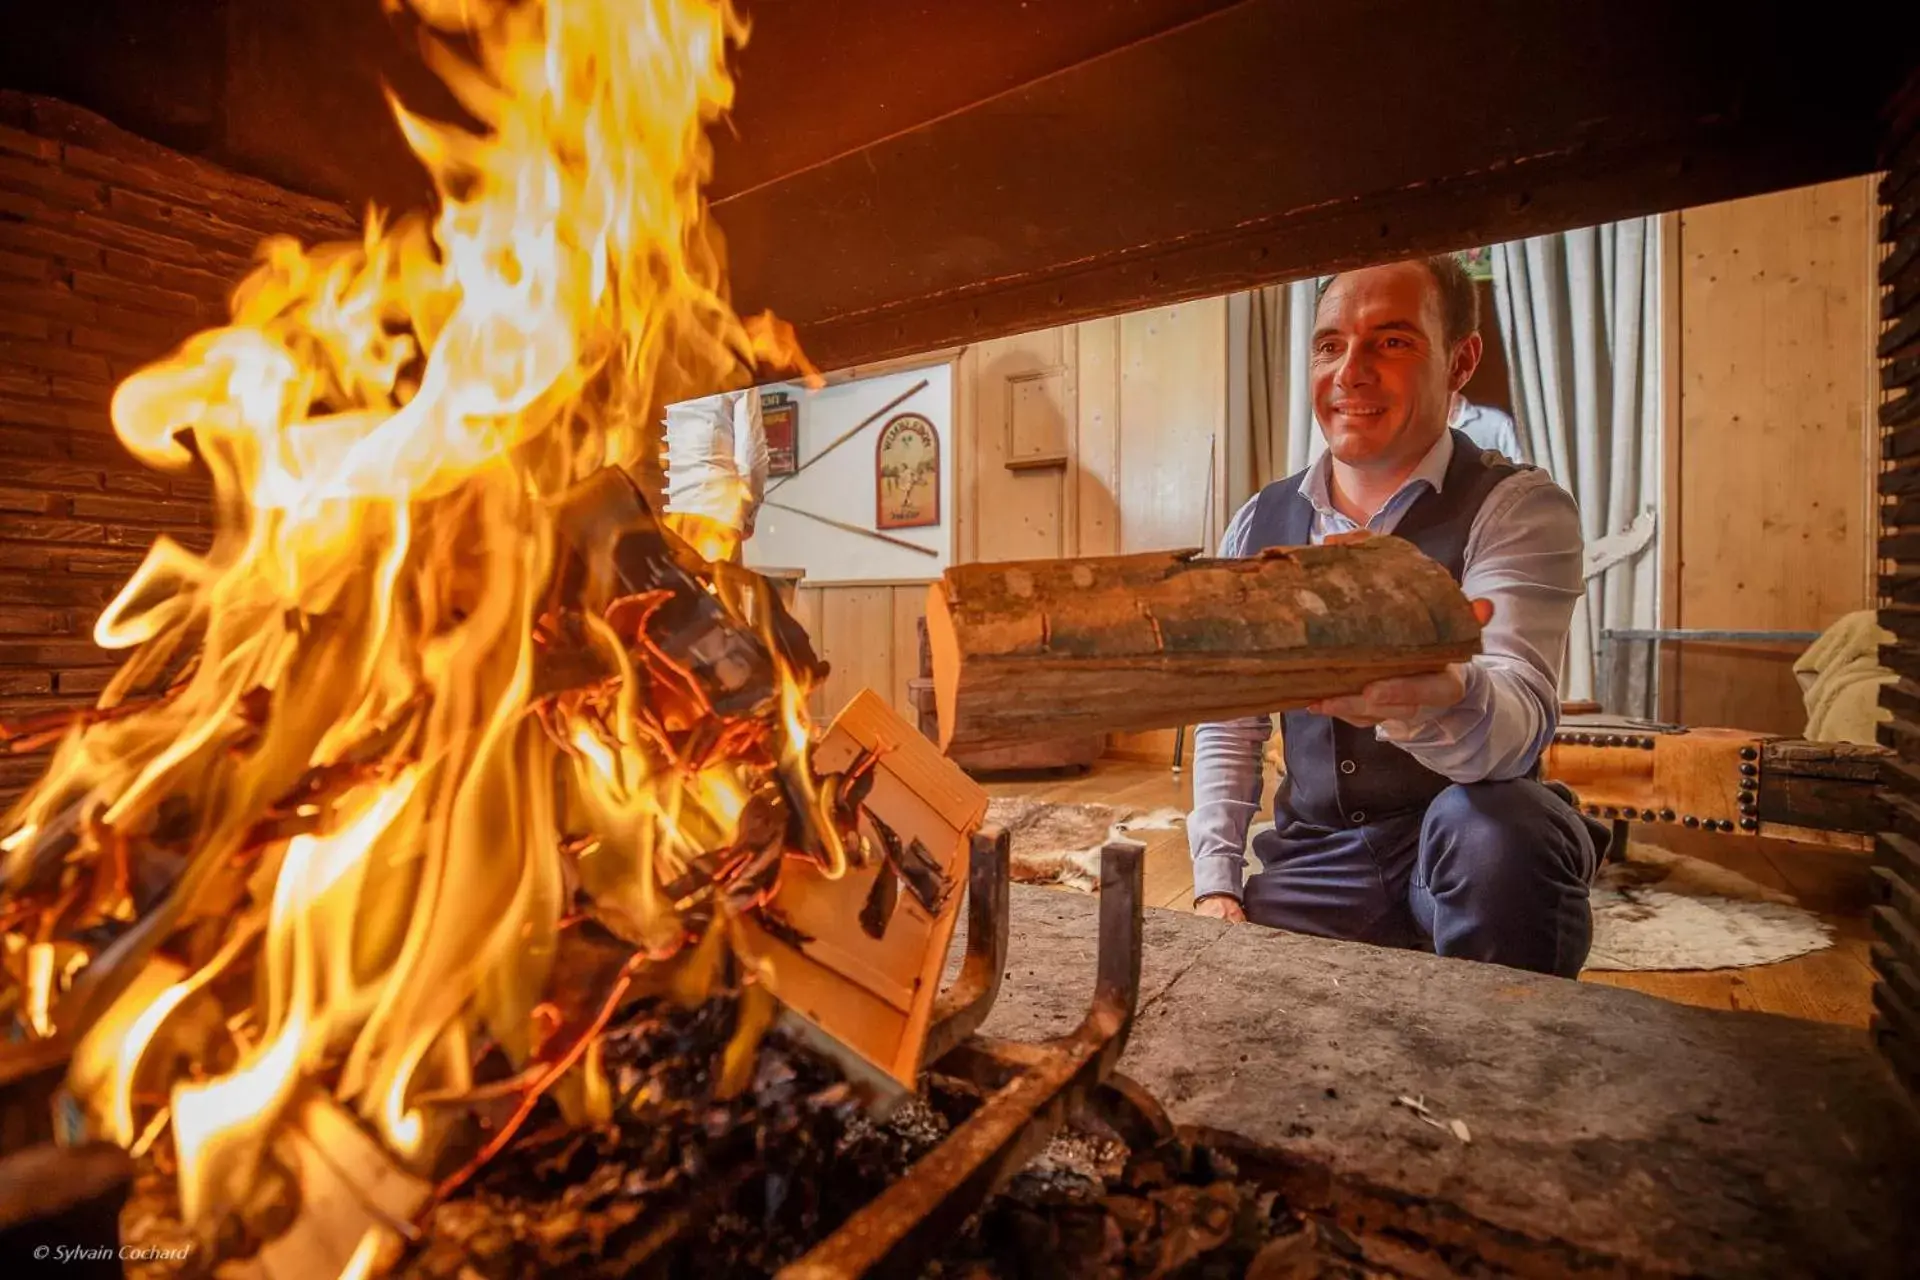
[5,3,1912,377]
[716,0,1914,370]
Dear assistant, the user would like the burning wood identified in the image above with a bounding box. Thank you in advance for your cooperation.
[927,540,1483,755]
[742,690,987,1101]
[0,0,983,1274]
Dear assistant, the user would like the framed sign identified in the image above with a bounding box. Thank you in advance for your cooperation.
[875,412,940,530]
[763,390,799,477]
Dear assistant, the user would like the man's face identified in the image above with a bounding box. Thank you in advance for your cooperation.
[1310,263,1478,471]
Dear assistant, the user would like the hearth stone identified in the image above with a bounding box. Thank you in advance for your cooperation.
[961,886,1920,1277]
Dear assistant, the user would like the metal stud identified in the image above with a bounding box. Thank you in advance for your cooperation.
[1739,746,1758,762]
[1739,818,1758,831]
[1640,737,1656,750]
[1740,778,1758,791]
[1659,809,1675,822]
[1683,815,1700,828]
[1739,763,1757,777]
[1640,809,1657,822]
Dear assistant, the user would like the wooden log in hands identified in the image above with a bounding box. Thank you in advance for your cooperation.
[926,537,1481,754]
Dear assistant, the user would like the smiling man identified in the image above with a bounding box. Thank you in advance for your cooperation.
[1187,255,1602,977]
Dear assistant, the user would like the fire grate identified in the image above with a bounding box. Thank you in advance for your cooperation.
[0,828,1157,1279]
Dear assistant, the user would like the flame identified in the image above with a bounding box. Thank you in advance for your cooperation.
[0,0,853,1256]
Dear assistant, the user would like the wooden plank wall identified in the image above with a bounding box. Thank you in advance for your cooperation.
[790,299,1229,734]
[1667,177,1881,734]
[0,94,356,809]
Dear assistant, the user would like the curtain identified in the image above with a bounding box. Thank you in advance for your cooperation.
[1491,219,1662,710]
[1225,279,1323,516]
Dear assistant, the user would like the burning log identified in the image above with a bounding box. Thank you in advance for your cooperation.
[927,538,1483,754]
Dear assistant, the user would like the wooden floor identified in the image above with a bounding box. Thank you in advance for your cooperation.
[981,757,1877,1029]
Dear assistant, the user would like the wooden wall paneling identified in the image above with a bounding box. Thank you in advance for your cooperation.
[791,583,827,719]
[954,343,980,564]
[890,584,927,720]
[814,586,896,724]
[1866,174,1888,608]
[1675,178,1876,733]
[1072,316,1122,557]
[1106,298,1228,761]
[1116,299,1228,555]
[969,329,1070,562]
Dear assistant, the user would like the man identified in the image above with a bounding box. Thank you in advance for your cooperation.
[1187,255,1600,977]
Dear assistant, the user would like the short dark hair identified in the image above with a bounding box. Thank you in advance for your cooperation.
[1316,253,1481,347]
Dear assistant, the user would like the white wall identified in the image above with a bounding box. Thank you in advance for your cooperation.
[744,362,954,583]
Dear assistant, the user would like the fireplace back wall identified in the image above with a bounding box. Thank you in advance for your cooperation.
[0,93,353,807]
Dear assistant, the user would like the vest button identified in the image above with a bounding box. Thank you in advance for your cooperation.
[1339,759,1357,775]
[1349,810,1366,824]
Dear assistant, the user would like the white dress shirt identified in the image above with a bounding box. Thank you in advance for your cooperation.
[1187,429,1584,902]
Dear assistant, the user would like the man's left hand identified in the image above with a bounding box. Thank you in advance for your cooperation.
[1307,599,1494,728]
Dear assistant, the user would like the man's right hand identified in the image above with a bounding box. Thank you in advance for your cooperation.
[1194,894,1246,923]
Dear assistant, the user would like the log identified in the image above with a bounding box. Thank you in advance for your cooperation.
[926,538,1481,755]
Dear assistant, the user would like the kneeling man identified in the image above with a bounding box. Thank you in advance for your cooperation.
[1188,254,1600,977]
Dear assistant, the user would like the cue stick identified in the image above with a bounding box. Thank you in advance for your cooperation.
[762,498,941,556]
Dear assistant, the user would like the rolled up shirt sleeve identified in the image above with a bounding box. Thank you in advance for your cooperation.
[1188,714,1270,900]
[1375,472,1584,783]
[1187,496,1271,900]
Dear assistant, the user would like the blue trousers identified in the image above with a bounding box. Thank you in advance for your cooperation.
[1245,780,1600,977]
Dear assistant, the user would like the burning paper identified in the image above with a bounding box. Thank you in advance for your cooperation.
[0,0,963,1265]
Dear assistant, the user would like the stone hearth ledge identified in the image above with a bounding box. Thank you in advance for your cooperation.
[949,885,1920,1277]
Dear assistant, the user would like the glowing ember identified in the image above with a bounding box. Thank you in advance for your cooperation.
[0,0,888,1259]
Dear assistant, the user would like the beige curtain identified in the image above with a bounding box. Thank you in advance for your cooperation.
[1225,279,1324,520]
[1491,218,1663,709]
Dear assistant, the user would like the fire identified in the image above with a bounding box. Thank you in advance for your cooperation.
[0,0,856,1256]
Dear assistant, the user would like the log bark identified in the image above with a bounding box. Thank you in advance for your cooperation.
[926,538,1481,755]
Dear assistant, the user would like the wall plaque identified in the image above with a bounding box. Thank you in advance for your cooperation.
[763,389,799,476]
[876,412,940,530]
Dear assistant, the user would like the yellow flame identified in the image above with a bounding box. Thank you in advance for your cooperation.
[24,943,56,1039]
[338,1227,389,1280]
[0,0,840,1239]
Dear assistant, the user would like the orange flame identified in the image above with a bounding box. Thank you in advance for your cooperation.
[1,0,839,1248]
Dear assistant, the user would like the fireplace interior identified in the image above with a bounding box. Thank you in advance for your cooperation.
[2,1,1919,1277]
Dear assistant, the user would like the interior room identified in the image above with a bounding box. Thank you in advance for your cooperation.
[0,2,1916,1277]
[753,184,1885,1023]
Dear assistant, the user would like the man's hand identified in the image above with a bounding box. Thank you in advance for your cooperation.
[1307,599,1495,728]
[1308,666,1467,727]
[1194,894,1246,922]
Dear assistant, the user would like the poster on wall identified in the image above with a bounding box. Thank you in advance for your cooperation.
[763,390,799,476]
[875,412,940,530]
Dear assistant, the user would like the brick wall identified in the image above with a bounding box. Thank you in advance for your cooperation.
[0,91,356,807]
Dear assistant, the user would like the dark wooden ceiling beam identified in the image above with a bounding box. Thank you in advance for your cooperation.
[713,0,1916,369]
[5,1,1914,375]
